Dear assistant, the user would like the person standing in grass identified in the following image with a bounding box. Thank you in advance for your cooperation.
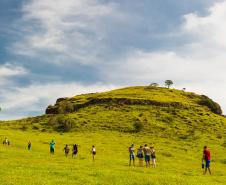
[150,145,156,168]
[203,146,211,175]
[49,140,56,155]
[137,146,144,167]
[143,144,151,167]
[128,144,135,166]
[3,138,9,146]
[92,145,96,161]
[63,144,70,157]
[28,141,31,151]
[72,144,78,158]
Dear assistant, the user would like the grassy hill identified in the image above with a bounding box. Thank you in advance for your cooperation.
[0,86,225,185]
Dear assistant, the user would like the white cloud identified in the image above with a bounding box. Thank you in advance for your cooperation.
[0,64,28,86]
[3,0,226,120]
[0,82,117,120]
[0,63,27,77]
[99,0,226,112]
[183,1,226,49]
[11,0,125,65]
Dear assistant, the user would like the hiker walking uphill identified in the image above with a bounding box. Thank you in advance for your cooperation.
[203,146,211,175]
[129,144,135,166]
[72,144,78,158]
[3,138,10,146]
[50,140,56,155]
[143,144,151,167]
[28,141,31,151]
[63,144,70,157]
[92,145,96,161]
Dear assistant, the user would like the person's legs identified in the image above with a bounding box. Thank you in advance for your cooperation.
[208,167,211,175]
[147,156,150,167]
[139,158,143,167]
[153,158,156,167]
[132,155,135,166]
[204,168,207,175]
[204,160,210,175]
[51,148,54,155]
[206,160,211,175]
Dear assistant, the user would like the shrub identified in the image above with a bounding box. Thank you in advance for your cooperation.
[149,83,159,87]
[133,121,144,132]
[199,95,222,115]
[57,101,75,114]
[48,116,75,132]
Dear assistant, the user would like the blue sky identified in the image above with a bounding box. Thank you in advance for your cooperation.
[0,0,226,120]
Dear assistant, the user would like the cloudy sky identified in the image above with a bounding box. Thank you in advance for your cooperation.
[0,0,226,120]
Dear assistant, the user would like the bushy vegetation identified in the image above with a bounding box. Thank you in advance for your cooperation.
[48,116,75,132]
[133,121,144,132]
[199,95,222,115]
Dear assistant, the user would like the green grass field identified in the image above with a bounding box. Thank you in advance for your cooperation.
[0,86,225,185]
[0,129,225,185]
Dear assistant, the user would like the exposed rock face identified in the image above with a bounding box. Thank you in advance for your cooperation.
[46,98,186,114]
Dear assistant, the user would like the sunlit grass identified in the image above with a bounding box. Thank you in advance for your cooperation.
[0,129,225,185]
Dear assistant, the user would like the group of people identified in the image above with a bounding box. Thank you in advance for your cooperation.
[129,144,212,175]
[129,144,156,168]
[2,138,10,145]
[27,140,96,160]
[2,137,212,175]
[63,144,78,158]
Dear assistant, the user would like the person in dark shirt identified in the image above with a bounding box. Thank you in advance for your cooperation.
[28,141,31,151]
[72,144,78,158]
[203,146,211,175]
[63,144,70,157]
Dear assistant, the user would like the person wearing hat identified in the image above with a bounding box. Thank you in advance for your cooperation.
[128,144,135,166]
[150,145,156,168]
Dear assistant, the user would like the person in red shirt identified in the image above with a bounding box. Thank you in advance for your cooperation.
[203,146,211,175]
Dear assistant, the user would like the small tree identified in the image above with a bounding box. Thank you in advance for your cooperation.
[149,83,159,87]
[165,80,173,88]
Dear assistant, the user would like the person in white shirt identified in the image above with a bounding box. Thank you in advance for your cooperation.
[92,145,96,161]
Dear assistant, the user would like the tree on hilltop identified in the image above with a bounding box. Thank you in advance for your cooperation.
[165,80,173,88]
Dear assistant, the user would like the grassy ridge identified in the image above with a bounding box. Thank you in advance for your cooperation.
[1,86,225,137]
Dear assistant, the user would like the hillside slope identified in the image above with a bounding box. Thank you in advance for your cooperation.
[0,86,226,185]
[1,86,226,141]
